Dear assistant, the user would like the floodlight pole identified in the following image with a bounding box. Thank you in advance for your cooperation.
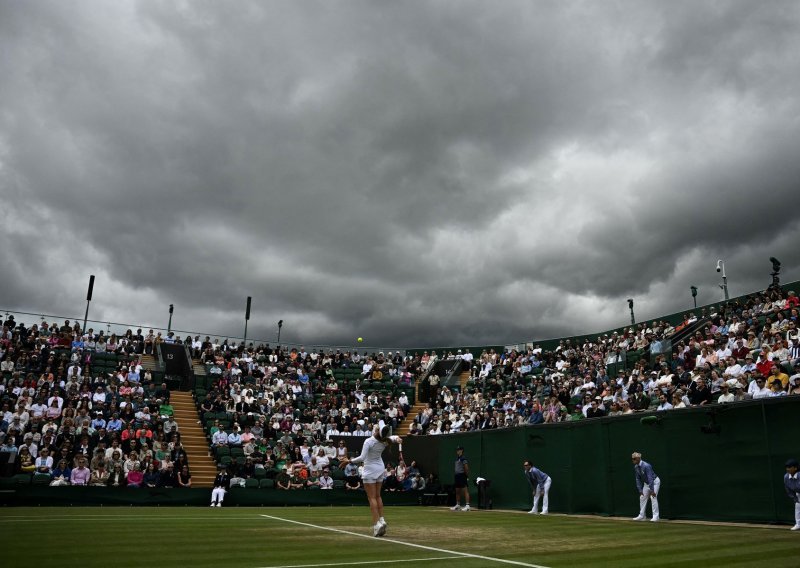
[82,275,95,336]
[244,296,252,351]
[716,260,729,301]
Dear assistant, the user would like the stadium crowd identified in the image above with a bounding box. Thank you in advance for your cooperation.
[2,283,798,489]
[409,287,800,434]
[0,318,191,487]
[194,342,434,490]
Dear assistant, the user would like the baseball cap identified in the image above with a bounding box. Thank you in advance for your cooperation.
[786,459,799,469]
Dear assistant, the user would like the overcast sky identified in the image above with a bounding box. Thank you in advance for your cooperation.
[1,0,799,350]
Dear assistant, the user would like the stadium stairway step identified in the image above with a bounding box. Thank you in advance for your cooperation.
[394,370,470,436]
[170,391,216,488]
[140,354,159,372]
[395,402,427,435]
[191,358,207,376]
[459,370,471,391]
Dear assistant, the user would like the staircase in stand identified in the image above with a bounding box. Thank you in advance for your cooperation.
[170,391,216,488]
[192,358,207,377]
[396,402,426,435]
[395,369,472,436]
[396,377,426,436]
[140,354,158,372]
[459,369,471,391]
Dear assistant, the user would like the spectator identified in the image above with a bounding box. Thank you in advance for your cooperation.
[16,446,35,473]
[276,466,291,491]
[143,463,160,488]
[89,462,110,486]
[34,447,54,475]
[70,458,91,486]
[159,462,178,488]
[717,383,735,404]
[178,465,192,488]
[752,376,772,399]
[319,468,334,489]
[212,426,228,447]
[126,463,144,488]
[50,459,72,486]
[108,463,127,487]
[688,378,712,406]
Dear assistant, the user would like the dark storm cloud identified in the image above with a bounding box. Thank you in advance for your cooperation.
[2,0,800,348]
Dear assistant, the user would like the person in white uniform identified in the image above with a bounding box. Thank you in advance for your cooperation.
[342,423,402,537]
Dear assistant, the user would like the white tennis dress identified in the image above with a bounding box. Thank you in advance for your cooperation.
[350,435,400,484]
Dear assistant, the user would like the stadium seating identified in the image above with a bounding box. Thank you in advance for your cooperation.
[1,281,798,499]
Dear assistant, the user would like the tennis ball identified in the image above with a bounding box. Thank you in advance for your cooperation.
[357,337,363,343]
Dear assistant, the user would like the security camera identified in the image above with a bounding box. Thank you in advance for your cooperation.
[716,260,722,272]
[716,266,721,273]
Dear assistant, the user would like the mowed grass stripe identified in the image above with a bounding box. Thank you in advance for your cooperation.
[2,507,799,568]
[522,524,800,567]
[3,511,423,568]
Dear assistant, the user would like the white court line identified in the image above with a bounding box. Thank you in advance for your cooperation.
[259,514,550,568]
[0,515,259,522]
[256,556,458,568]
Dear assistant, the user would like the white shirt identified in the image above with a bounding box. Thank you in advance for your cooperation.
[752,386,772,399]
[723,364,743,378]
[715,348,732,360]
[350,435,394,480]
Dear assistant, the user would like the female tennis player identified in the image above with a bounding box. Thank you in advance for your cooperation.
[341,422,402,537]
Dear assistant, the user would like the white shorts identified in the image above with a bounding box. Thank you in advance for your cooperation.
[362,471,386,485]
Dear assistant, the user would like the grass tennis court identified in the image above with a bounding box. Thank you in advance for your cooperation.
[1,506,798,567]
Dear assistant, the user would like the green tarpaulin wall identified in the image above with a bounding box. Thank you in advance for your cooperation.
[402,396,799,524]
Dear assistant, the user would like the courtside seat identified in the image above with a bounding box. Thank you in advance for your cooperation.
[32,473,51,485]
[13,473,32,485]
